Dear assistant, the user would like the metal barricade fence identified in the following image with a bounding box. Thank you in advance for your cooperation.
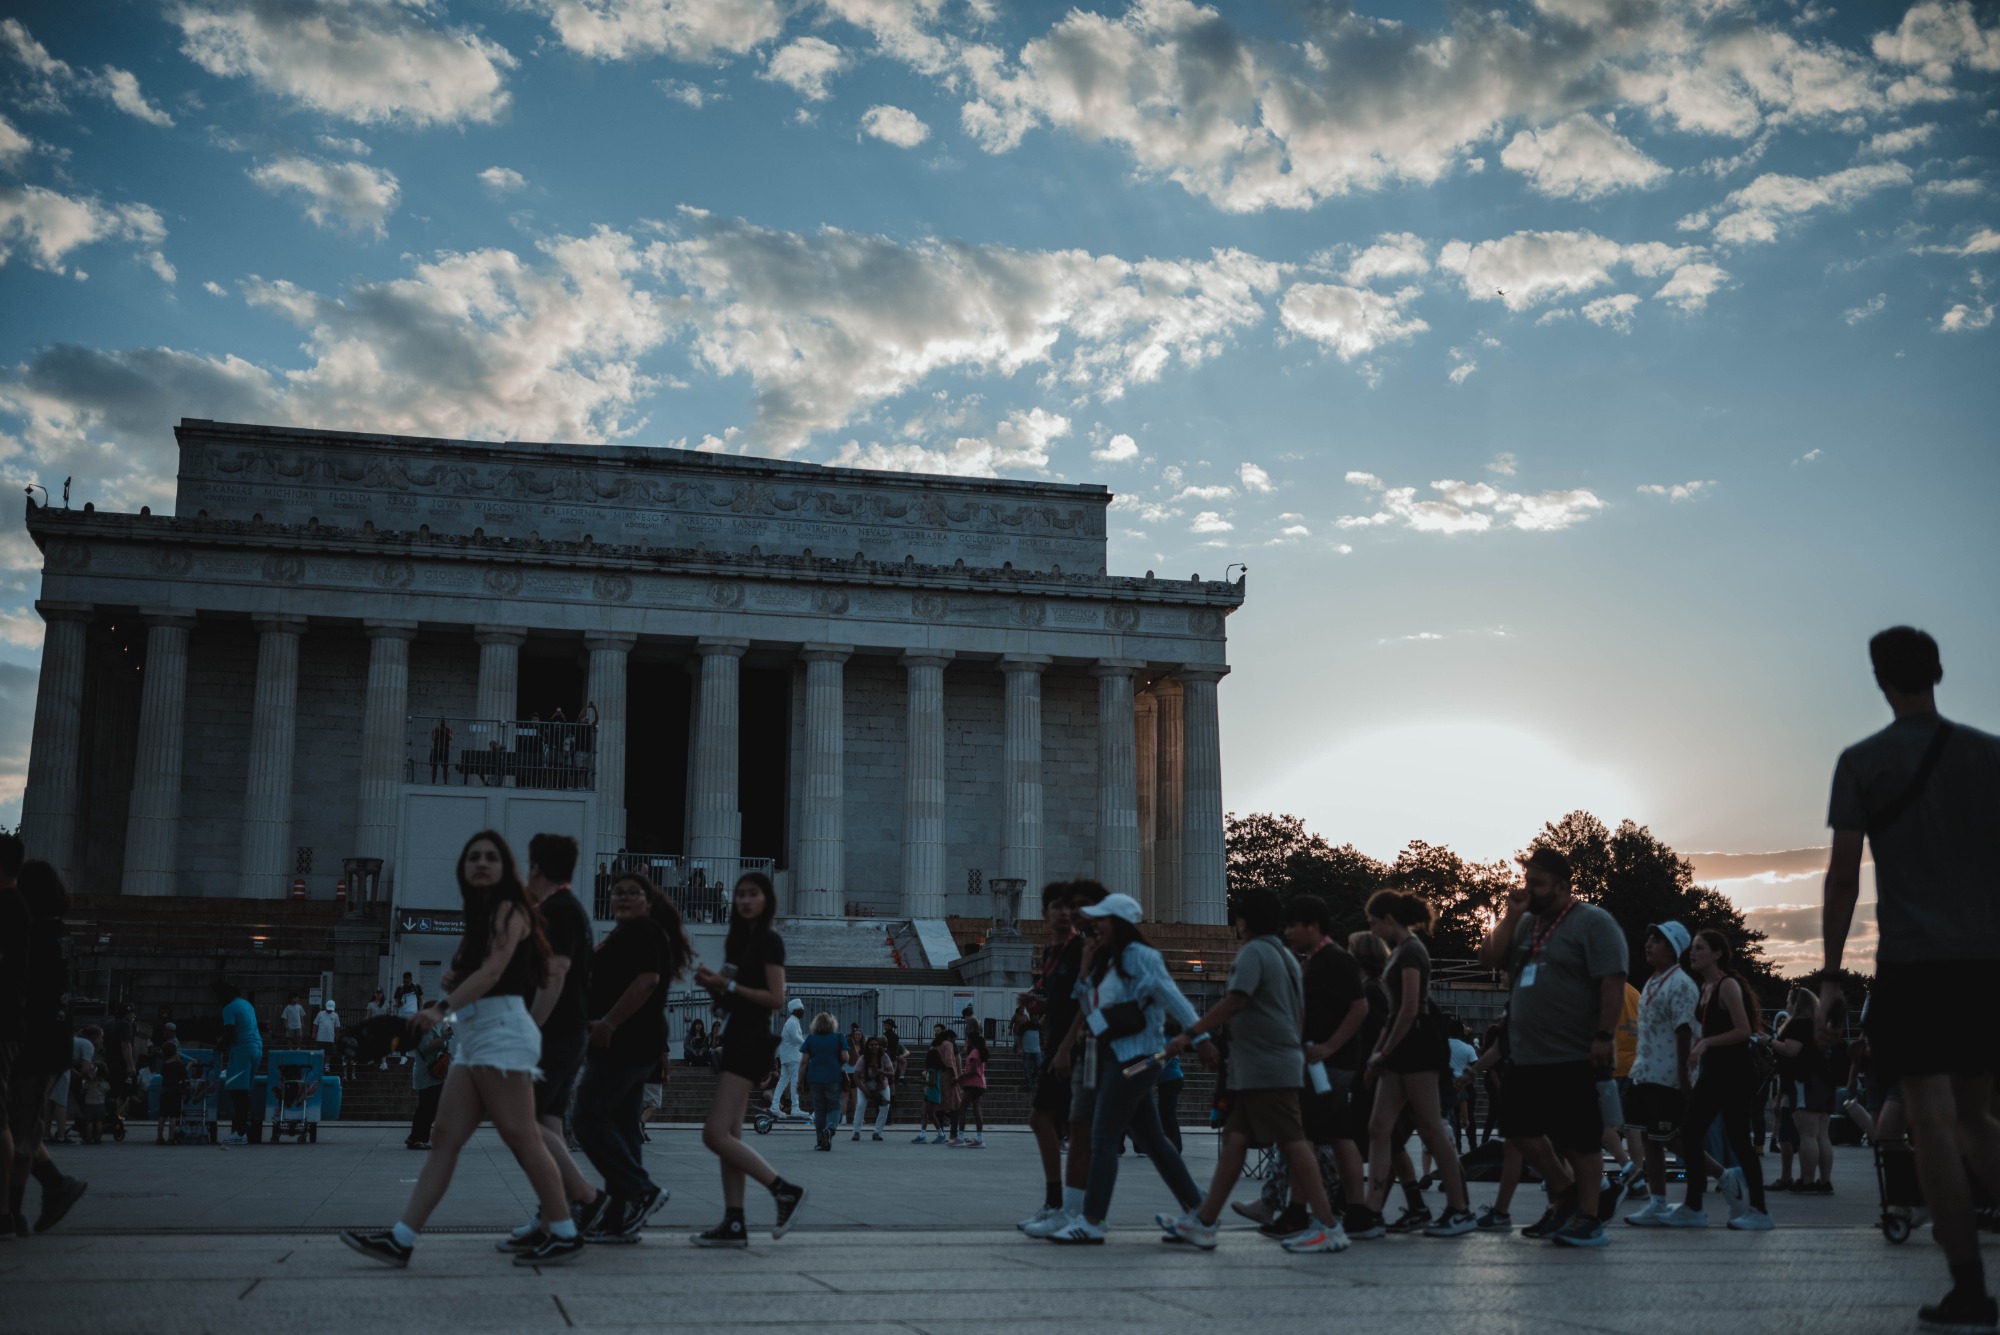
[663,987,880,1050]
[407,715,597,792]
[592,853,775,922]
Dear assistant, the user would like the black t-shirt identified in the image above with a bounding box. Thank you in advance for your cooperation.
[723,929,787,1033]
[1780,1016,1824,1083]
[1384,936,1431,1018]
[1352,979,1391,1064]
[1041,934,1086,1049]
[539,888,595,1034]
[101,1018,133,1074]
[1302,944,1367,1071]
[0,886,29,1040]
[589,919,670,1067]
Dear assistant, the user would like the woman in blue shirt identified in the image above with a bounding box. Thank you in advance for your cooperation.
[799,1014,848,1151]
[214,982,262,1145]
[1043,893,1206,1244]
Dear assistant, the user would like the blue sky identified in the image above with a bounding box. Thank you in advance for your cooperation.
[2,0,1996,967]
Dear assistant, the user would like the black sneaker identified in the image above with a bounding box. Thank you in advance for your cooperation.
[1919,1290,2000,1333]
[1385,1206,1433,1234]
[617,1186,668,1238]
[496,1225,542,1253]
[33,1177,88,1233]
[1596,1174,1628,1222]
[770,1181,807,1239]
[573,1193,613,1235]
[340,1229,411,1267]
[587,1199,640,1244]
[513,1229,586,1266]
[1345,1206,1386,1240]
[691,1219,749,1248]
[1522,1189,1578,1240]
[1259,1203,1310,1238]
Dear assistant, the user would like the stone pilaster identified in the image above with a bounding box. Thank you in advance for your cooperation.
[999,655,1050,900]
[20,601,93,887]
[122,610,196,897]
[1153,676,1184,922]
[1091,659,1144,901]
[794,644,852,917]
[585,633,635,864]
[354,621,417,876]
[1178,665,1229,927]
[687,638,748,863]
[238,614,308,899]
[1135,689,1158,919]
[899,651,953,920]
[473,625,525,724]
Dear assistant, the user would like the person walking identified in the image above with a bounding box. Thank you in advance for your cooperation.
[1622,922,1701,1227]
[281,994,306,1046]
[690,872,807,1246]
[958,1028,989,1147]
[775,999,808,1120]
[1164,888,1349,1254]
[1018,882,1085,1235]
[1477,846,1629,1247]
[851,1037,894,1141]
[1661,930,1774,1231]
[840,1022,866,1134]
[3,855,88,1236]
[314,1001,347,1080]
[341,830,580,1268]
[213,982,262,1146]
[1355,891,1476,1238]
[801,1014,847,1151]
[920,1025,961,1144]
[572,871,690,1238]
[407,1017,451,1150]
[1773,988,1836,1194]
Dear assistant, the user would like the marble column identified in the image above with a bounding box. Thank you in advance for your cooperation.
[1091,659,1144,901]
[585,633,635,863]
[998,655,1050,900]
[238,615,308,898]
[899,651,953,920]
[687,638,748,863]
[794,645,851,918]
[20,601,93,887]
[473,625,525,765]
[1178,665,1230,927]
[354,621,417,876]
[1153,676,1184,922]
[122,610,196,897]
[1134,689,1158,919]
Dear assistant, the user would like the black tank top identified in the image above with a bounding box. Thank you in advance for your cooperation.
[454,907,544,1003]
[1696,978,1751,1075]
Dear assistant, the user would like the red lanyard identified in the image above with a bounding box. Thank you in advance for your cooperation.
[1527,902,1576,960]
[1643,965,1680,1005]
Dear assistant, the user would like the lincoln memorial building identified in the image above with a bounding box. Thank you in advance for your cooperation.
[18,420,1244,944]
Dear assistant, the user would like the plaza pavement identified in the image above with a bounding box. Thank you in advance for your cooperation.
[0,1125,1982,1335]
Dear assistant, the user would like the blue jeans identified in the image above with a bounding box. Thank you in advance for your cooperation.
[1085,1059,1202,1223]
[574,1057,655,1200]
[808,1080,843,1143]
[1022,1048,1041,1091]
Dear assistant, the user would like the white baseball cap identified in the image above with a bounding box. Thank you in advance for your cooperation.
[1079,893,1143,925]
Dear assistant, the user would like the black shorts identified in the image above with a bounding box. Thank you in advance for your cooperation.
[1382,1023,1444,1076]
[1624,1081,1686,1142]
[1031,1070,1073,1119]
[535,1029,588,1120]
[717,1028,777,1083]
[1868,961,2000,1085]
[1497,1060,1602,1155]
[1301,1070,1353,1145]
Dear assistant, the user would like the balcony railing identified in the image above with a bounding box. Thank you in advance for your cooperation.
[408,716,597,792]
[591,852,776,923]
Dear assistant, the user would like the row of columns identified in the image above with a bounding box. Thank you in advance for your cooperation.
[20,604,1227,922]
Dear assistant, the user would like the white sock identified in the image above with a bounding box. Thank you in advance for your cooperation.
[548,1218,578,1239]
[390,1222,418,1248]
[1063,1186,1084,1216]
[518,1213,540,1237]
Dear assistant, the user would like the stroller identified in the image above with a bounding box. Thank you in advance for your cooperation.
[1873,1140,1999,1243]
[268,1062,319,1143]
[173,1062,216,1145]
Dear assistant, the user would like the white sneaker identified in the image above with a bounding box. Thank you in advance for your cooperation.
[1169,1211,1220,1250]
[1281,1218,1350,1253]
[1624,1198,1671,1227]
[1022,1209,1076,1239]
[911,1132,928,1143]
[1660,1204,1709,1228]
[1719,1167,1748,1220]
[1018,1205,1064,1233]
[223,1133,248,1146]
[930,1133,948,1144]
[1046,1218,1105,1245]
[1727,1208,1776,1231]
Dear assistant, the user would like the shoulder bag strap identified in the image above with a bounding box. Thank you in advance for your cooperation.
[1867,721,1954,838]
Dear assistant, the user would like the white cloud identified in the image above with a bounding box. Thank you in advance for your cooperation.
[478,166,527,194]
[1176,483,1233,501]
[1342,232,1429,285]
[1582,292,1641,331]
[657,78,712,108]
[529,0,783,61]
[1190,511,1233,534]
[1654,261,1729,311]
[1278,283,1428,361]
[1447,360,1477,384]
[1861,123,1936,157]
[0,18,174,125]
[1939,301,1994,332]
[1917,178,1986,203]
[861,104,930,148]
[1500,114,1669,200]
[0,113,30,169]
[1637,479,1715,500]
[1238,461,1273,492]
[0,660,35,814]
[203,280,227,296]
[1092,431,1139,462]
[1795,447,1823,464]
[175,0,515,126]
[1280,524,1309,537]
[762,37,845,101]
[1338,472,1605,534]
[0,609,43,649]
[1931,227,2000,256]
[1487,452,1518,477]
[1873,2,2000,77]
[654,212,1282,450]
[830,406,1069,478]
[318,135,370,156]
[1437,230,1701,312]
[0,185,170,279]
[1709,162,1914,246]
[249,155,400,235]
[1844,293,1887,324]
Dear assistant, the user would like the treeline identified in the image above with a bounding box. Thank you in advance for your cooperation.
[1224,809,1777,988]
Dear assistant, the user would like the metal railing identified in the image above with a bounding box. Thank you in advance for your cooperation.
[665,986,880,1046]
[407,716,597,791]
[591,852,776,922]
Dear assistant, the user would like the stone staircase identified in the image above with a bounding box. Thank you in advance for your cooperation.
[776,918,909,970]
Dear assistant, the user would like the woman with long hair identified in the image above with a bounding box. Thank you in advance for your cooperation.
[690,872,807,1245]
[1664,930,1774,1229]
[921,1025,961,1144]
[1772,986,1837,1194]
[1359,890,1475,1237]
[343,831,579,1267]
[683,1017,709,1067]
[851,1036,895,1141]
[957,1027,989,1147]
[800,1013,846,1151]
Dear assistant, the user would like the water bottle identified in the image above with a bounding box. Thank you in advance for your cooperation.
[1123,1051,1166,1079]
[1306,1056,1332,1095]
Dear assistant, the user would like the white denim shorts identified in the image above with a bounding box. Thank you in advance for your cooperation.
[452,995,542,1078]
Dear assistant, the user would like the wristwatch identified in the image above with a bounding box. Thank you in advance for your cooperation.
[725,979,738,995]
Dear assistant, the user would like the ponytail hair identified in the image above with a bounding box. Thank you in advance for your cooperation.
[1364,889,1436,933]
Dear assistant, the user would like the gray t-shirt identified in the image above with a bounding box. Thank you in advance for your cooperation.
[1828,713,2000,964]
[1506,901,1628,1066]
[1224,935,1304,1091]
